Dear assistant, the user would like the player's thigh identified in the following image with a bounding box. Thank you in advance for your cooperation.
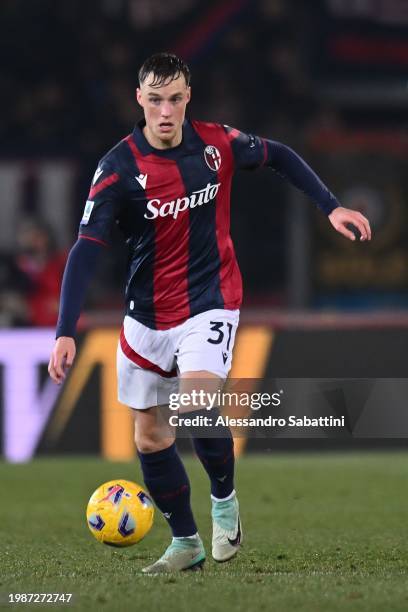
[117,345,177,451]
[117,340,178,409]
[178,370,224,411]
[177,309,239,380]
[176,310,239,411]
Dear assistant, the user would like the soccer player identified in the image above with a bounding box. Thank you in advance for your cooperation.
[48,53,371,573]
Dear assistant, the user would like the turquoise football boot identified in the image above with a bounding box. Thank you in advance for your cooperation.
[211,493,242,562]
[142,535,205,574]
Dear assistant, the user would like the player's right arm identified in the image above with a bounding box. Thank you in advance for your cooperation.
[48,159,123,384]
[48,336,77,385]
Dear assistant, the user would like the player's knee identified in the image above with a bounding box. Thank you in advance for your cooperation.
[133,406,175,453]
[135,432,174,454]
[136,439,160,454]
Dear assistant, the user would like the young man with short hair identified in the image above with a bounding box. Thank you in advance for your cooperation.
[49,53,371,573]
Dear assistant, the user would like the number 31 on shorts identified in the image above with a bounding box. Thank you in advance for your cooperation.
[207,321,234,350]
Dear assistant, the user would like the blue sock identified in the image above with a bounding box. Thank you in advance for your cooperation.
[191,412,235,499]
[138,442,197,537]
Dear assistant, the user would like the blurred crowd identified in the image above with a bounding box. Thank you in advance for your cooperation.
[1,0,327,159]
[1,0,406,325]
[0,218,66,327]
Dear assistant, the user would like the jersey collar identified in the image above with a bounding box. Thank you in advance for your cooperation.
[132,118,201,158]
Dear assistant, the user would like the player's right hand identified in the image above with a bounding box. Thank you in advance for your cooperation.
[48,336,76,384]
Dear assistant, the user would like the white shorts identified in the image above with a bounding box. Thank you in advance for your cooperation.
[117,309,239,409]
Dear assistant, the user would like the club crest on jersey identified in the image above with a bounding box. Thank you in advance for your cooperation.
[204,145,221,171]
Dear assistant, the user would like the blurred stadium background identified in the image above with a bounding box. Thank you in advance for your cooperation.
[1,0,408,461]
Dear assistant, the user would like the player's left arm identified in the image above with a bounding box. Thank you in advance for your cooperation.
[224,126,371,242]
[264,139,371,242]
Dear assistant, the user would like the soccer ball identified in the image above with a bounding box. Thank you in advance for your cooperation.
[86,479,154,547]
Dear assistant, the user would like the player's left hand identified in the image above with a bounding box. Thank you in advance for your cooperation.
[328,206,371,242]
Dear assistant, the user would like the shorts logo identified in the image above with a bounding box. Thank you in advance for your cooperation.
[81,200,94,225]
[204,145,221,171]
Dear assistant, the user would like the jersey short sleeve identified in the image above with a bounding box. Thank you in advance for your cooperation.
[223,125,267,170]
[79,159,123,245]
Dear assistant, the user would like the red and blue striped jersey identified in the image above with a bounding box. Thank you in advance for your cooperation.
[79,119,338,330]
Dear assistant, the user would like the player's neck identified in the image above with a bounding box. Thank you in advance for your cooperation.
[143,125,183,150]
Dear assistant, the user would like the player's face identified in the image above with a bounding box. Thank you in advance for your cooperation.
[136,73,191,149]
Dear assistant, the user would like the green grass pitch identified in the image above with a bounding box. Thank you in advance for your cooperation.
[0,453,407,611]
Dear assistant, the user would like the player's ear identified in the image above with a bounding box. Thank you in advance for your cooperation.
[136,88,143,108]
[186,87,191,104]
